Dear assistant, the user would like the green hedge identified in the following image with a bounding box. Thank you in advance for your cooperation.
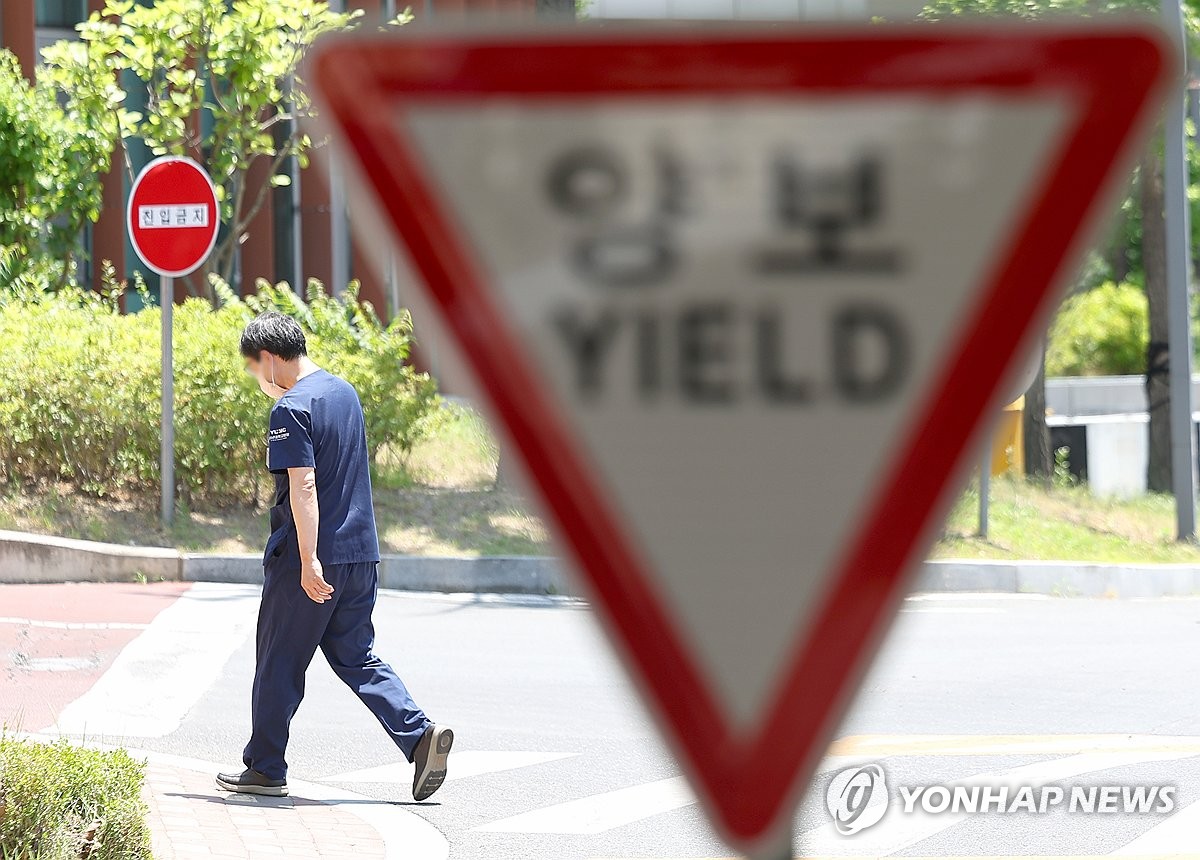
[1046,281,1148,377]
[0,278,439,508]
[0,736,151,860]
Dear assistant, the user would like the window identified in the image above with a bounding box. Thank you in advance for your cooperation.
[35,0,88,29]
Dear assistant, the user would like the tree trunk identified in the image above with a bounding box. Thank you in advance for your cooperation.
[1105,212,1131,283]
[1023,343,1052,482]
[1142,143,1173,493]
[1111,244,1130,284]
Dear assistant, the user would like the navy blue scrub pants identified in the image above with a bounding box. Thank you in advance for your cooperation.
[243,559,431,780]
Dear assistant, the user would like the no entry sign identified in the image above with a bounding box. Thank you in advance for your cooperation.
[308,25,1171,853]
[128,155,219,531]
[127,156,219,278]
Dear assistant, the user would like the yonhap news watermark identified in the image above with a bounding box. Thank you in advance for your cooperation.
[826,764,1176,836]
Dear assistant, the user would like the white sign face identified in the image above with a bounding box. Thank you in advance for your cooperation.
[137,204,211,229]
[403,97,1072,726]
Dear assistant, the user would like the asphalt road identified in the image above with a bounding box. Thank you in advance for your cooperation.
[21,587,1200,859]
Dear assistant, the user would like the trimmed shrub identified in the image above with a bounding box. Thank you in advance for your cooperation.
[0,278,439,508]
[1046,281,1148,377]
[0,736,151,860]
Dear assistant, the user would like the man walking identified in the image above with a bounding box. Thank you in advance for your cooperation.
[218,311,452,800]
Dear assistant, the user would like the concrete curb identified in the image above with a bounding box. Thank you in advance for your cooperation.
[4,530,1200,598]
[378,555,567,594]
[917,559,1200,598]
[15,733,450,860]
[180,552,571,593]
[0,532,571,593]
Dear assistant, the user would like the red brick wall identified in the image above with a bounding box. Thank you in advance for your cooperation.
[2,1,36,81]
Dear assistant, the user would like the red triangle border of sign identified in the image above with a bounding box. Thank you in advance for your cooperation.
[310,29,1169,846]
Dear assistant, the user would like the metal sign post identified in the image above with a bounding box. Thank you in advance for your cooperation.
[1163,0,1197,541]
[126,155,219,532]
[160,275,175,528]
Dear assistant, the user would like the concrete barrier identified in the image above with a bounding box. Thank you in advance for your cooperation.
[181,553,261,585]
[0,529,181,584]
[378,555,570,594]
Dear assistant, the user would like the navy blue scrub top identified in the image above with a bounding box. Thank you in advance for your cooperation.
[263,369,381,566]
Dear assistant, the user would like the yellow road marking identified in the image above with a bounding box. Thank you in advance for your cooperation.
[827,734,1200,757]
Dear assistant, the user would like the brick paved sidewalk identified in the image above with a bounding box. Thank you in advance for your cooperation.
[142,761,387,860]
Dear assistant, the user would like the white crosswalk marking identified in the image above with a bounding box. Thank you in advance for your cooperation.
[799,749,1196,857]
[0,617,150,630]
[1111,797,1200,855]
[325,750,578,784]
[898,608,1003,614]
[464,738,1200,847]
[828,734,1200,757]
[43,583,260,738]
[474,776,695,835]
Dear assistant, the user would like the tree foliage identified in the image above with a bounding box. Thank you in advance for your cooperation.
[42,0,362,295]
[1047,281,1149,376]
[0,50,111,289]
[921,0,1200,489]
[922,0,1200,33]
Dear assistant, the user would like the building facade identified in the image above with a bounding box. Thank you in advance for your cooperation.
[0,0,563,319]
[0,0,918,323]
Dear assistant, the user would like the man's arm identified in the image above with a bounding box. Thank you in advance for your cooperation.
[289,466,333,603]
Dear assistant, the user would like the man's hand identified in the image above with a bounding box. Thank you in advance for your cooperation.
[301,558,334,604]
[289,466,327,603]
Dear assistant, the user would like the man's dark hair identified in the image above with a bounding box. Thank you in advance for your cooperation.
[240,311,307,361]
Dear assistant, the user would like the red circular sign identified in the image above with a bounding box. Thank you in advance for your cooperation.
[127,156,220,278]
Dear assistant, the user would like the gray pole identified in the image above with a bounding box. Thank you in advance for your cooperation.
[378,0,400,316]
[160,275,175,529]
[329,147,350,297]
[750,829,792,860]
[328,0,350,297]
[1164,0,1197,540]
[288,74,304,289]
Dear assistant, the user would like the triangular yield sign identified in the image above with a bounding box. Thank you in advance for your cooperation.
[308,26,1170,850]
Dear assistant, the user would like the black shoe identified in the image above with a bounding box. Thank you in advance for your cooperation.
[412,724,453,801]
[215,767,289,797]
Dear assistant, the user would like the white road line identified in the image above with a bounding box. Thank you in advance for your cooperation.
[326,750,579,784]
[899,608,1003,614]
[474,776,695,834]
[904,593,1050,602]
[1110,797,1200,855]
[800,749,1198,857]
[42,582,261,739]
[375,590,586,608]
[0,617,150,630]
[20,656,100,672]
[470,739,1200,838]
[828,735,1200,758]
